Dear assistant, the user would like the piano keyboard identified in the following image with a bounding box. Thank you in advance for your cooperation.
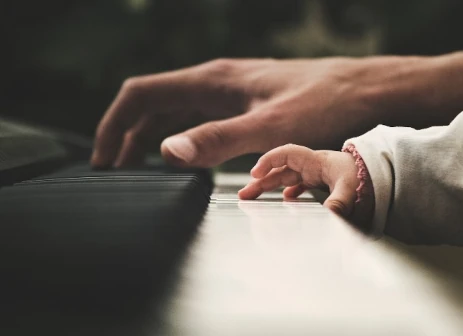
[158,173,463,336]
[1,169,462,335]
[0,163,212,309]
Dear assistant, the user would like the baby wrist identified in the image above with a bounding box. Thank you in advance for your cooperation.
[342,144,374,204]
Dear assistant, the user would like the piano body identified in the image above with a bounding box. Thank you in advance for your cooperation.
[1,117,463,336]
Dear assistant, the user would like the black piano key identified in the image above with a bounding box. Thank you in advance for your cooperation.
[0,163,213,312]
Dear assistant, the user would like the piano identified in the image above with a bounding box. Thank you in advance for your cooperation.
[1,117,463,335]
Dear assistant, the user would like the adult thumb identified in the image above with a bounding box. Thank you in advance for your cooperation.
[322,179,357,218]
[161,114,264,167]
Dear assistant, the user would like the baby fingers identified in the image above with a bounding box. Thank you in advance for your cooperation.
[238,166,302,200]
[283,184,308,199]
[251,144,319,180]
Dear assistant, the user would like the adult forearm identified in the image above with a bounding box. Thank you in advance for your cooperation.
[423,52,463,122]
[357,52,463,129]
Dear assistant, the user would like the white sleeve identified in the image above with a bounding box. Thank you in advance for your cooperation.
[344,111,463,245]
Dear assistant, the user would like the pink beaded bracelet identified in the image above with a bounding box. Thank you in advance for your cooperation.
[342,144,373,204]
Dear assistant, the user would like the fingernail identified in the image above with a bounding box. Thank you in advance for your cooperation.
[162,136,197,163]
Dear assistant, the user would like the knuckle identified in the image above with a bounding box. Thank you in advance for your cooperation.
[283,143,297,150]
[121,77,144,96]
[282,144,300,164]
[204,58,236,75]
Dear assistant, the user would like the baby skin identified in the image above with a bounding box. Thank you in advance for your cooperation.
[238,144,374,229]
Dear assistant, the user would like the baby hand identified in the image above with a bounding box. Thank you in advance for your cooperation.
[238,144,374,225]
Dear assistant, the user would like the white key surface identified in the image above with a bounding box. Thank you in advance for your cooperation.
[160,173,463,336]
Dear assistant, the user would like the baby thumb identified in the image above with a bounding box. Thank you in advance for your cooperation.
[322,179,357,218]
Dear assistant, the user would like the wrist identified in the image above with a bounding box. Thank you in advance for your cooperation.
[356,53,463,128]
[342,145,374,204]
[328,55,432,144]
[342,144,375,231]
[424,52,463,120]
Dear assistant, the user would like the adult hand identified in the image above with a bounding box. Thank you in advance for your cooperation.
[91,56,441,168]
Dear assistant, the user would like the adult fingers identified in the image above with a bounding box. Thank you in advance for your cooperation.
[161,112,267,168]
[112,113,157,168]
[91,78,146,168]
[91,65,220,168]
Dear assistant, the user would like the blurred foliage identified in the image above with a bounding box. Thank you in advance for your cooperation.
[2,0,463,136]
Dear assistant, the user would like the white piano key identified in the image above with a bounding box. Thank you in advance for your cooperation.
[160,173,463,336]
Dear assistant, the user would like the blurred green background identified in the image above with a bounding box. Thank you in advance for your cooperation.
[3,0,463,137]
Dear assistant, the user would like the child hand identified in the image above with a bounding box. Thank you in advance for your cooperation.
[238,144,374,225]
